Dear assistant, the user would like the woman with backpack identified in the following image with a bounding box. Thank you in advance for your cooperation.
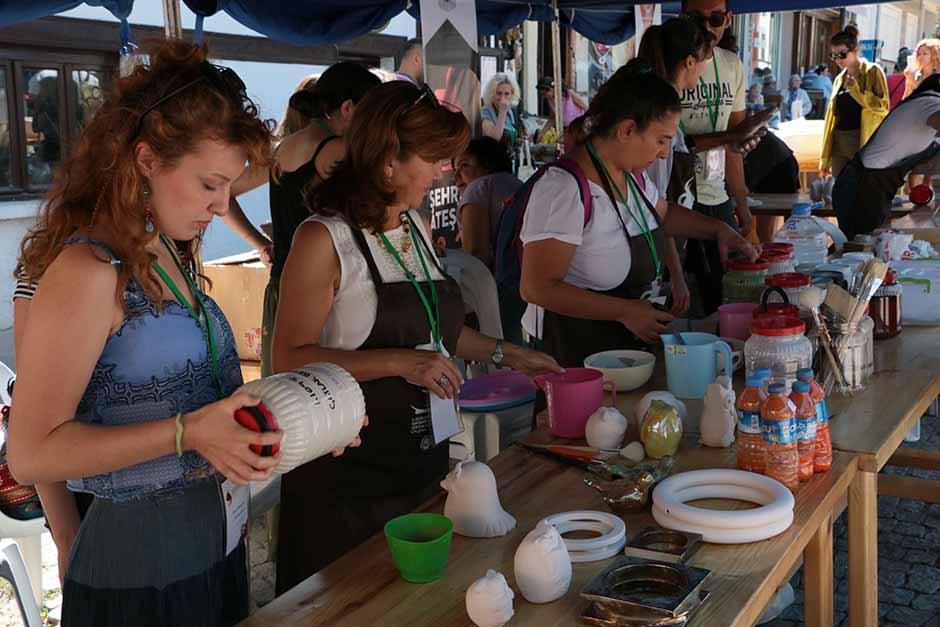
[833,73,940,239]
[517,65,757,368]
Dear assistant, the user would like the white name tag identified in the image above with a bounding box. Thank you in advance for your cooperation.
[221,479,249,556]
[704,147,726,182]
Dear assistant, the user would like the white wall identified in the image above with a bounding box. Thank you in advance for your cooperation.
[0,6,416,368]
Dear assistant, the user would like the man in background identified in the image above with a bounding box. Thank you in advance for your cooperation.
[396,38,424,85]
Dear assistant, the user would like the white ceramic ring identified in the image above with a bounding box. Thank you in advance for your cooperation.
[653,504,794,544]
[550,521,626,552]
[652,469,794,529]
[544,511,627,562]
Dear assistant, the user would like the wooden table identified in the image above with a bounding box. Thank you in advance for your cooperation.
[822,329,940,626]
[749,193,915,220]
[240,435,857,627]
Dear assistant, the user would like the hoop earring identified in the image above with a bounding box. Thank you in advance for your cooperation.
[143,182,155,233]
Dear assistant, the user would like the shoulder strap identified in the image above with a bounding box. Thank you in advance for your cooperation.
[63,237,122,266]
[547,158,593,225]
[408,211,447,276]
[311,135,341,179]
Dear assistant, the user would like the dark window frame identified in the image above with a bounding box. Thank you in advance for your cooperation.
[0,46,114,199]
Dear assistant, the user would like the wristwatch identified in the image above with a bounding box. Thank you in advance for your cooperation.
[491,339,505,365]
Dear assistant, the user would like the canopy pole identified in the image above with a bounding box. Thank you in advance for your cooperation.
[163,0,183,40]
[551,0,564,154]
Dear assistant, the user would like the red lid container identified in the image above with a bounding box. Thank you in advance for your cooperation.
[753,303,800,319]
[758,250,791,263]
[910,184,934,206]
[751,316,806,337]
[883,269,898,286]
[729,259,770,271]
[763,242,795,254]
[765,273,811,288]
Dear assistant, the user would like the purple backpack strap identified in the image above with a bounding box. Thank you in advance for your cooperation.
[552,158,593,225]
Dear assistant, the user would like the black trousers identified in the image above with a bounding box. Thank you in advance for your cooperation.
[684,199,738,315]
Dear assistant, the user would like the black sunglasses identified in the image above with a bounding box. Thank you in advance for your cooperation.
[830,50,851,61]
[688,10,730,28]
[134,61,247,136]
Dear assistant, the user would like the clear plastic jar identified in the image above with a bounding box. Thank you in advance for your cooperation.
[830,317,874,391]
[765,273,811,310]
[745,316,813,391]
[758,250,795,276]
[723,260,770,304]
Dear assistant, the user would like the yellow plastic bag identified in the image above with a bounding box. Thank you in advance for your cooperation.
[640,400,683,459]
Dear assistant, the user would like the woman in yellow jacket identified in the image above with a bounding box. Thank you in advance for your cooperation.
[820,25,889,177]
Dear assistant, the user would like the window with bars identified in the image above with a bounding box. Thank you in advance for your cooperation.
[0,50,113,197]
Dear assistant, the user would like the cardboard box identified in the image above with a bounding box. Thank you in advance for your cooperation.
[204,251,269,361]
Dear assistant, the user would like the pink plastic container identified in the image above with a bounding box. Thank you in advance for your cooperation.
[719,303,759,341]
[534,368,616,439]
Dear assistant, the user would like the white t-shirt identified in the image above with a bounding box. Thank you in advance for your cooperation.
[518,167,661,338]
[646,126,689,203]
[859,95,940,169]
[306,211,445,351]
[679,46,746,206]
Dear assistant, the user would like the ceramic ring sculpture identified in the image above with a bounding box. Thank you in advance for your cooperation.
[652,469,794,544]
[239,363,366,475]
[544,511,626,562]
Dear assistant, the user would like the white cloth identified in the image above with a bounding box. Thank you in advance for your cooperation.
[518,167,661,338]
[859,95,940,169]
[308,210,445,350]
[646,127,688,201]
[679,47,746,206]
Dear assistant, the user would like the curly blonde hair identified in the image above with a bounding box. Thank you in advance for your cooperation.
[483,73,520,109]
[914,39,940,74]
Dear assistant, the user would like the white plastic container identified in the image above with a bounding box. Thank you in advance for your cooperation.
[745,316,813,391]
[774,203,829,269]
[893,260,940,326]
[239,363,366,474]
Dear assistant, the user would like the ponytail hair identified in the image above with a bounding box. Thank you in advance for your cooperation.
[585,62,681,136]
[637,18,713,85]
[831,24,860,50]
[287,61,380,120]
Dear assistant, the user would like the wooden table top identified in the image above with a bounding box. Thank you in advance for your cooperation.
[748,193,915,218]
[240,435,856,627]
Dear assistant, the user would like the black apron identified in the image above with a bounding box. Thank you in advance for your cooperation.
[275,220,465,594]
[541,159,667,369]
[834,92,940,240]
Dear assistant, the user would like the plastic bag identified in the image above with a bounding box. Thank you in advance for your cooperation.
[875,231,915,261]
[640,400,683,459]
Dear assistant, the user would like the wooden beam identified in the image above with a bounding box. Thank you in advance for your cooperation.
[804,513,834,627]
[0,16,405,66]
[878,474,940,504]
[848,471,877,627]
[886,447,940,471]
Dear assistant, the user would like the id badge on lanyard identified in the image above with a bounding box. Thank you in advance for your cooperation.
[415,335,465,445]
[220,479,249,556]
[641,279,667,307]
[703,147,726,182]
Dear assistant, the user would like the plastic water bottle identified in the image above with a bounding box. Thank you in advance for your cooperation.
[789,380,817,483]
[774,203,828,269]
[797,368,831,473]
[737,376,767,474]
[761,383,799,492]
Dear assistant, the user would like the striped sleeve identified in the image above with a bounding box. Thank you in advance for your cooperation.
[13,277,37,302]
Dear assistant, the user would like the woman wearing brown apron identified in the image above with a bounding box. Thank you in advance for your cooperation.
[271,81,560,593]
[521,64,757,369]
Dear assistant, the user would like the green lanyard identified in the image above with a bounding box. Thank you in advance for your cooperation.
[153,235,223,400]
[377,214,443,350]
[311,119,335,134]
[586,141,662,280]
[698,55,721,132]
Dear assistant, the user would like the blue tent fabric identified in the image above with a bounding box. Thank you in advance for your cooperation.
[0,0,131,27]
[0,0,898,47]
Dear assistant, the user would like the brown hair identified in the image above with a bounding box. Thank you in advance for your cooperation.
[306,81,470,232]
[275,73,319,139]
[17,41,273,310]
[831,24,860,51]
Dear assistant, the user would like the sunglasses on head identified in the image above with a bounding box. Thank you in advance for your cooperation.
[134,60,247,136]
[830,50,851,60]
[688,10,729,28]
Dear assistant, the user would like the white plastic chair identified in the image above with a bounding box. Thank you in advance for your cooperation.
[0,539,42,627]
[0,361,45,609]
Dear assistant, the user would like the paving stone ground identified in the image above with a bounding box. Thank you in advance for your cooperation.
[764,414,940,627]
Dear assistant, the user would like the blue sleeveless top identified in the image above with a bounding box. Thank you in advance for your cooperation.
[64,239,243,501]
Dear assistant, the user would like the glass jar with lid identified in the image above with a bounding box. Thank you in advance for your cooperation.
[869,270,902,339]
[758,245,796,276]
[765,273,812,310]
[828,316,875,391]
[745,316,813,390]
[723,260,770,304]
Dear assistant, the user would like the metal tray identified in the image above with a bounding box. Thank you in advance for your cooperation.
[622,527,703,564]
[580,591,710,626]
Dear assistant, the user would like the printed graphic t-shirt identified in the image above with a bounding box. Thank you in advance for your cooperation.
[679,46,746,207]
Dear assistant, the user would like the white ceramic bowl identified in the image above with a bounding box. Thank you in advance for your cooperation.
[584,350,656,392]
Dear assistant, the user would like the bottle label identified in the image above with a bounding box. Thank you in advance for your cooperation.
[797,417,818,441]
[762,419,796,445]
[737,409,762,435]
[816,401,829,426]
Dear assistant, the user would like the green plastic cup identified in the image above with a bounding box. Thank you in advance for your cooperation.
[384,513,453,583]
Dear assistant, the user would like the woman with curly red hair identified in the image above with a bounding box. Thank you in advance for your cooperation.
[9,41,285,625]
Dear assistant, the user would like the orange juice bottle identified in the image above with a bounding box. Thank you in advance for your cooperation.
[789,381,817,482]
[737,376,767,473]
[761,383,799,492]
[798,368,832,473]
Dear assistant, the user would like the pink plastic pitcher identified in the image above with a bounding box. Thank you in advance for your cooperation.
[534,368,617,439]
[719,303,758,341]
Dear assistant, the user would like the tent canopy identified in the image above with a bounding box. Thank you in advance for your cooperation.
[0,0,885,46]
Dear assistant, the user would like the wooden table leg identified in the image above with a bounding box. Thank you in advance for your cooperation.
[849,471,878,627]
[805,512,834,627]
